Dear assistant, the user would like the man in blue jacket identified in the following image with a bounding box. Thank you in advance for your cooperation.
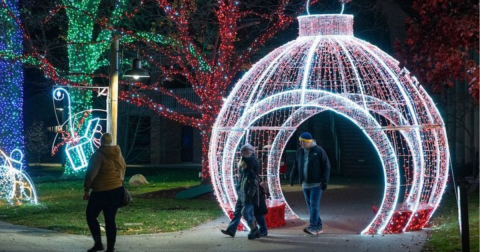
[290,132,331,235]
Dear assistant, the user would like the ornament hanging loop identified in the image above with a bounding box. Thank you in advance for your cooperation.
[306,0,311,15]
[306,0,347,15]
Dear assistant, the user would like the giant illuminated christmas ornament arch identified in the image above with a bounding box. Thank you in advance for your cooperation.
[209,13,449,234]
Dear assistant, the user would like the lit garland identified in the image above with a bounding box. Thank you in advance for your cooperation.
[52,88,106,172]
[209,14,449,234]
[0,149,38,205]
[0,0,24,157]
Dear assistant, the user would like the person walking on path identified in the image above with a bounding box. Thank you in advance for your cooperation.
[290,132,331,236]
[83,133,127,252]
[254,179,269,237]
[221,144,263,239]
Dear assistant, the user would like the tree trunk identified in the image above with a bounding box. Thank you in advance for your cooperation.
[200,114,216,185]
[200,130,212,185]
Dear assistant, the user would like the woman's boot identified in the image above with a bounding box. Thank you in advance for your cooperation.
[104,239,115,252]
[87,236,104,252]
[247,221,260,240]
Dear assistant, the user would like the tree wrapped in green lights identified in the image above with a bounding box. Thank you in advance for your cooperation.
[16,0,131,175]
[60,0,130,176]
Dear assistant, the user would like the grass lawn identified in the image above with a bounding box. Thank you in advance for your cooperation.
[424,189,479,251]
[0,166,222,235]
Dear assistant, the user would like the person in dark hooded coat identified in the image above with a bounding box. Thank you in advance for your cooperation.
[221,144,261,240]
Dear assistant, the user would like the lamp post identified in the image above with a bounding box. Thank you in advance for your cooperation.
[107,37,150,145]
[107,38,119,145]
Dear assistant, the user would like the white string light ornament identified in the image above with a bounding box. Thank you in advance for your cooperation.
[0,149,38,205]
[209,13,449,234]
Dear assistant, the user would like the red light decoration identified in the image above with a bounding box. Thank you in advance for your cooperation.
[264,200,287,228]
[384,206,433,234]
[228,200,286,231]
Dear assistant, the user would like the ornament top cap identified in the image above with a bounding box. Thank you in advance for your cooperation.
[298,14,353,37]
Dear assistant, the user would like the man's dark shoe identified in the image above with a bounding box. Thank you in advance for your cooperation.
[221,229,235,237]
[247,231,260,240]
[303,227,316,235]
[304,227,322,235]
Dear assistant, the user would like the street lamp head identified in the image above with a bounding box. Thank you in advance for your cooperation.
[124,58,150,79]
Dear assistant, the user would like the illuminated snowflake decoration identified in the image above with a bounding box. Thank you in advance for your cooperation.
[0,149,37,205]
[52,87,107,171]
[209,14,449,234]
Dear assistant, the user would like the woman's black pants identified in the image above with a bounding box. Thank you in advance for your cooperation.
[86,186,123,246]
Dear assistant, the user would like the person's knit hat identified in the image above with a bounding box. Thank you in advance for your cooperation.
[240,143,255,152]
[299,132,313,143]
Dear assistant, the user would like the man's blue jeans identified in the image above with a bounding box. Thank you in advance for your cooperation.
[241,204,255,224]
[226,201,262,234]
[226,200,243,235]
[302,186,323,230]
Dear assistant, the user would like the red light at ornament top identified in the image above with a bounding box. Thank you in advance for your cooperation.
[209,12,449,235]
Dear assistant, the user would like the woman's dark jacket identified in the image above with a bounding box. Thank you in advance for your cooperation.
[254,186,268,216]
[290,145,331,185]
[238,155,259,206]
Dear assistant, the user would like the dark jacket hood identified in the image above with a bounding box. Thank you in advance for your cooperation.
[241,155,256,169]
[242,155,261,174]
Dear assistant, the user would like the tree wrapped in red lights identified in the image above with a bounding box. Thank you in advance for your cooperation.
[119,0,324,183]
[394,0,479,103]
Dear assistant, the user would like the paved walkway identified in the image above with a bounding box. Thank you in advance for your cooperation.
[0,217,428,252]
[0,180,428,252]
